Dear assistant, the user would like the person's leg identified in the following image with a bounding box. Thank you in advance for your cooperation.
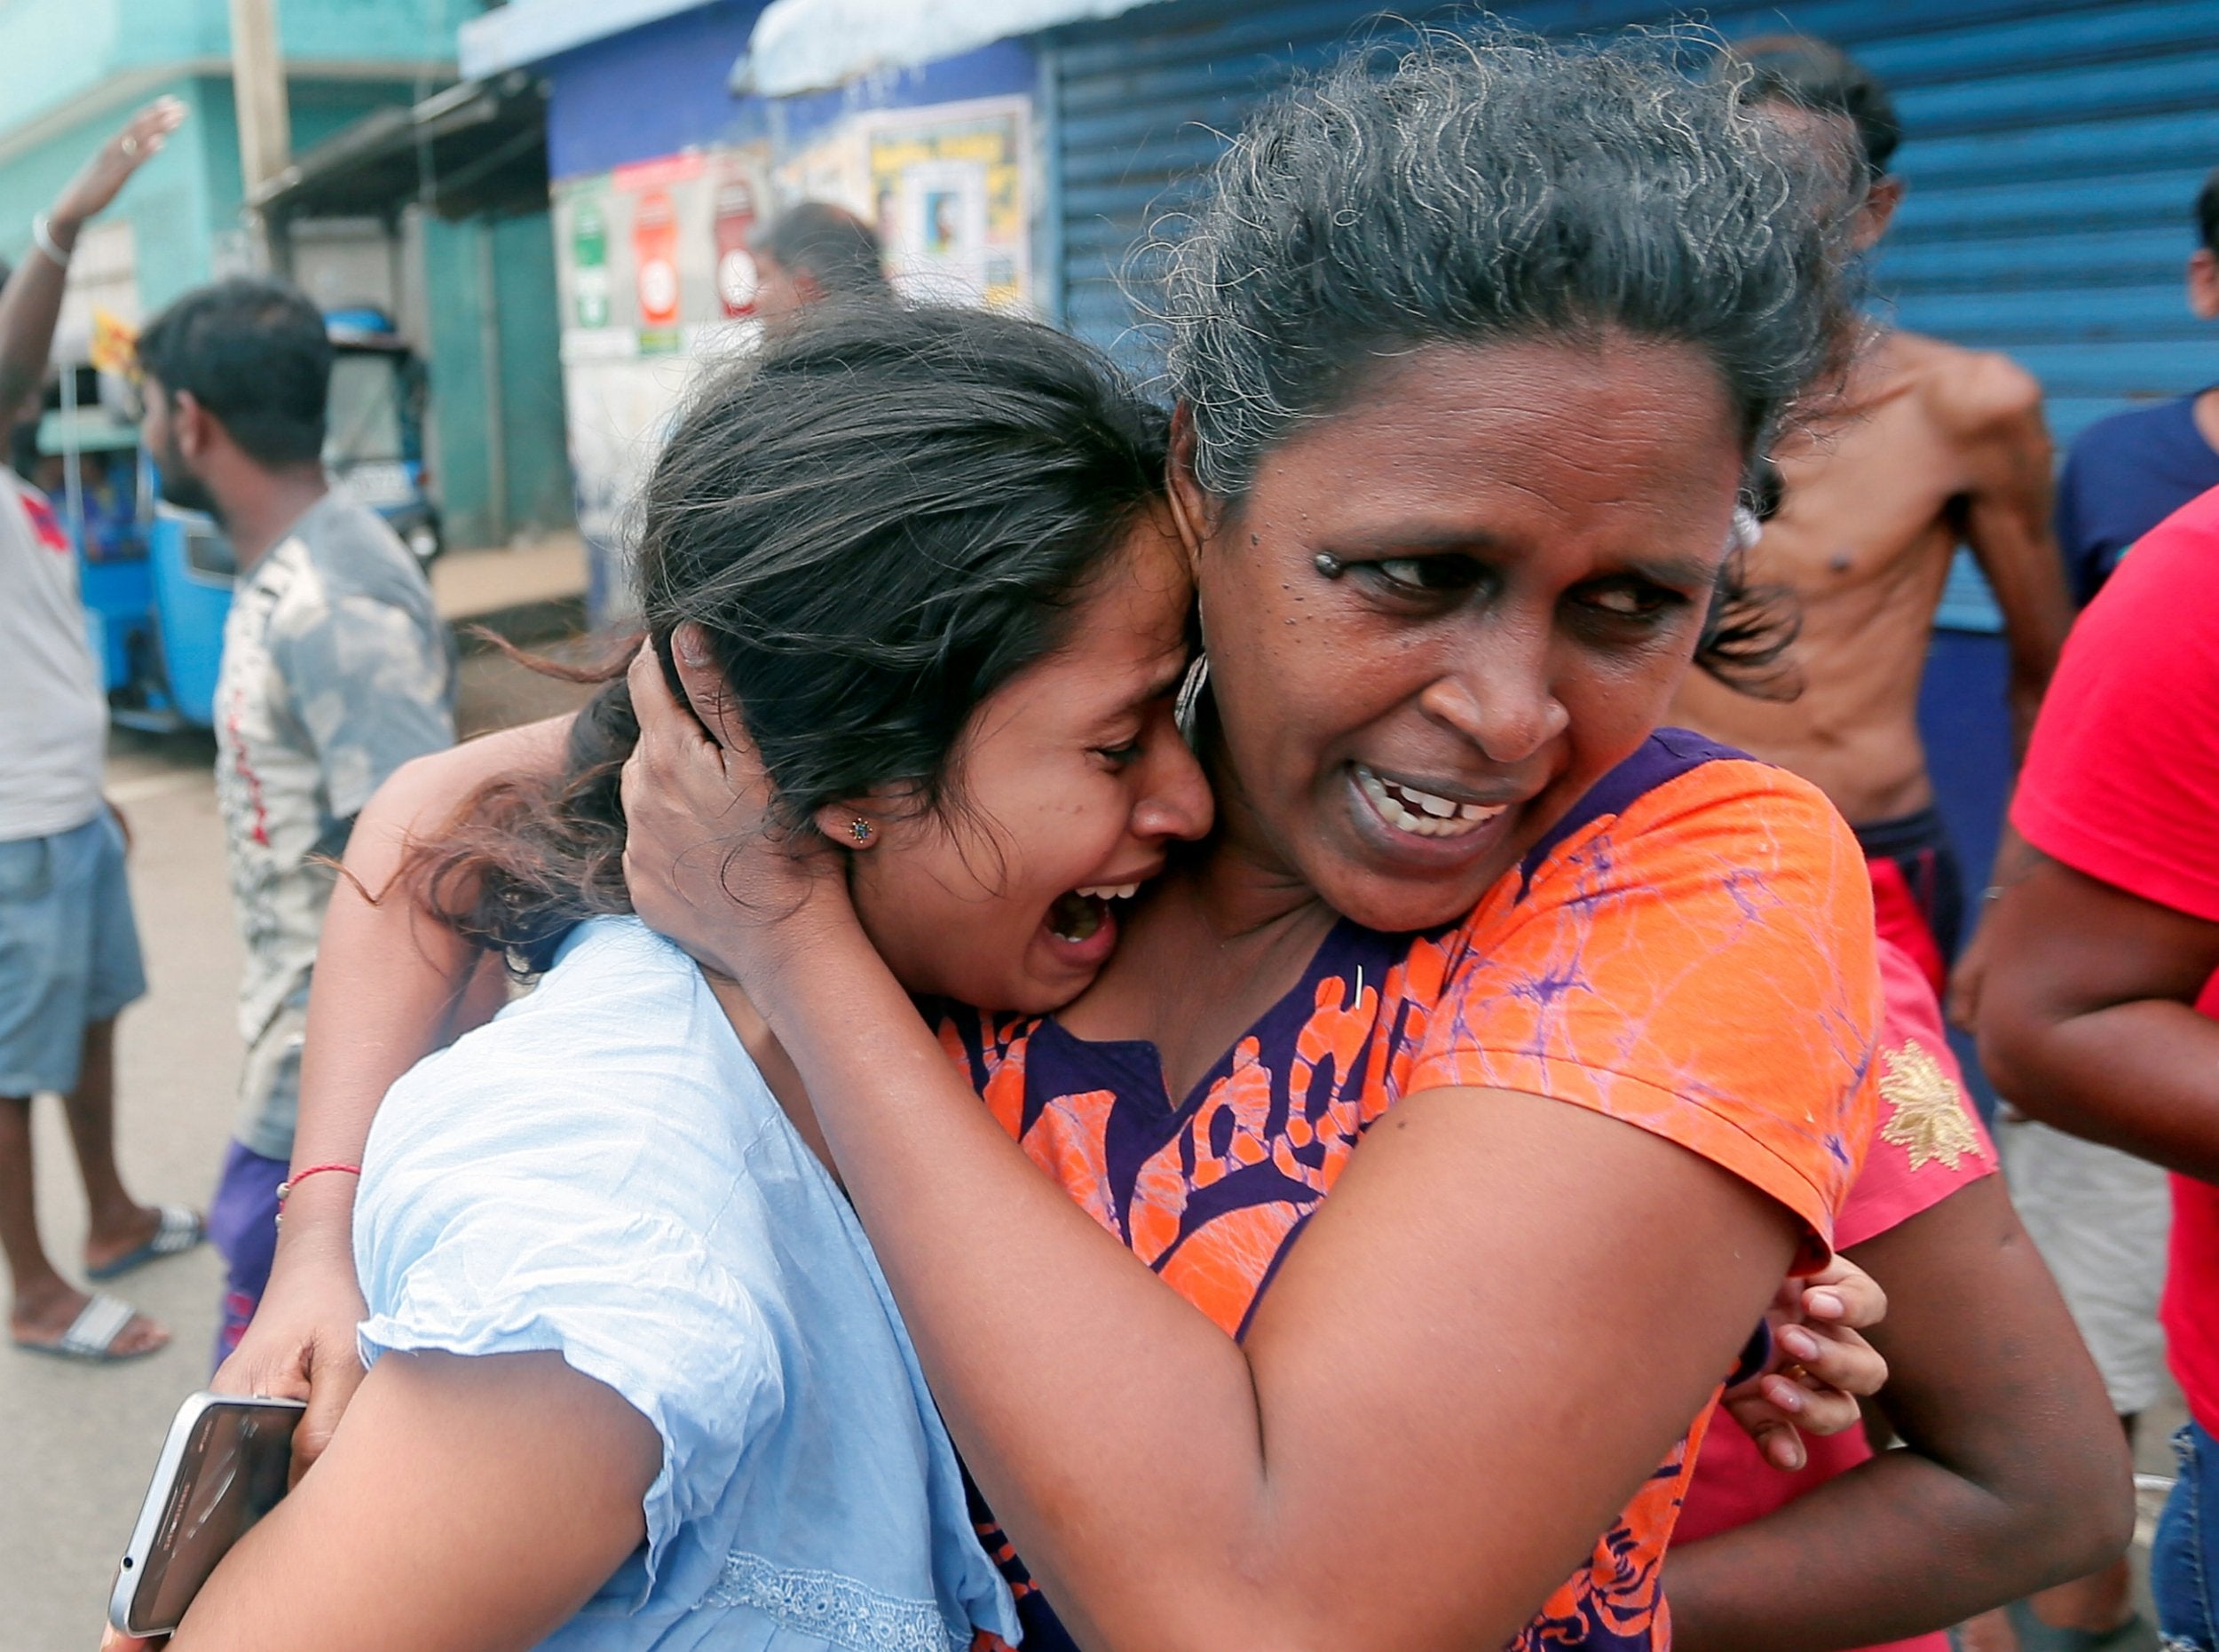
[0,834,70,1319]
[67,813,182,1273]
[2153,1419,2219,1651]
[0,1092,72,1324]
[0,821,164,1356]
[206,1138,289,1370]
[62,1018,164,1269]
[212,1000,305,1367]
[0,1098,157,1354]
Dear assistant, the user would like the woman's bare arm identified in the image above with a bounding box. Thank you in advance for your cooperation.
[133,1351,656,1652]
[651,891,1792,1650]
[1665,1174,2133,1651]
[212,716,575,1471]
[619,648,1807,1652]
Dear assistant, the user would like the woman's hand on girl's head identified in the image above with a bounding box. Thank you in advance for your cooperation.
[1719,1255,1890,1472]
[620,636,850,983]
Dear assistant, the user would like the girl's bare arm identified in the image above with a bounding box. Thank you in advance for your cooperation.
[211,716,575,1473]
[109,1350,658,1652]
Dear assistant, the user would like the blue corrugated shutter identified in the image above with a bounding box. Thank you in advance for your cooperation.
[1047,1,1454,363]
[1044,0,2219,626]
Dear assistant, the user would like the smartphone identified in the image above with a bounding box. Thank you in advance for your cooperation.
[108,1392,307,1639]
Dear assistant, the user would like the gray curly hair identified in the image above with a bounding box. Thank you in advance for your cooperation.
[1157,28,1858,499]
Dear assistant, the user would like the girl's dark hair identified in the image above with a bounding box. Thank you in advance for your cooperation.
[413,303,1168,970]
[1158,28,1856,695]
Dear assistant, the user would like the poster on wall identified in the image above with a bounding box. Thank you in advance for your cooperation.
[867,96,1031,309]
[714,170,764,318]
[551,145,772,618]
[776,94,1034,312]
[553,145,773,361]
[561,350,701,621]
[545,92,1034,616]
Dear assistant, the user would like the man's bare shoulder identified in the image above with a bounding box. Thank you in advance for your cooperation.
[1891,329,2044,438]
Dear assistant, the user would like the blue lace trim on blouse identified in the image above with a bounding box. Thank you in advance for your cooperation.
[705,1551,971,1652]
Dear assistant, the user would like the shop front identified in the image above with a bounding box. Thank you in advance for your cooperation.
[467,0,1052,618]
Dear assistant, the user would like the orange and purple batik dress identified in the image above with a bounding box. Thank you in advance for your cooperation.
[944,728,1882,1652]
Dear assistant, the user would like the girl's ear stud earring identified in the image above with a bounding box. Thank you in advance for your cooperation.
[1313,552,1346,579]
[849,818,874,844]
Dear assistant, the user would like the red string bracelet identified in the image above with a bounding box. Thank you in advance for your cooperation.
[275,1163,361,1205]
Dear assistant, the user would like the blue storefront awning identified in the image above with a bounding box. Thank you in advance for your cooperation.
[735,0,1167,95]
[460,0,723,78]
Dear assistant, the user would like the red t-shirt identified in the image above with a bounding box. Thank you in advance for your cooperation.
[2011,482,2219,1434]
[1675,937,1997,1652]
[945,729,1882,1652]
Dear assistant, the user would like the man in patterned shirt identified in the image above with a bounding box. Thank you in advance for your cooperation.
[137,280,454,1363]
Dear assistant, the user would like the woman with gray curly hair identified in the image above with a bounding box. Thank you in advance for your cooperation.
[614,27,2115,1651]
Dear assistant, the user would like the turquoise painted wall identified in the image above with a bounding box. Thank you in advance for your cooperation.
[0,75,449,308]
[0,0,466,301]
[490,210,575,537]
[0,0,460,138]
[422,217,492,545]
[423,211,574,548]
[0,73,214,298]
[0,0,571,547]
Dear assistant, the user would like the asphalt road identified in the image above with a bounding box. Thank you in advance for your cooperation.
[0,648,591,1651]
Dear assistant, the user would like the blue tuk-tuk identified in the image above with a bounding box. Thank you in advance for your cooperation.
[36,368,228,731]
[58,310,439,731]
[324,307,442,565]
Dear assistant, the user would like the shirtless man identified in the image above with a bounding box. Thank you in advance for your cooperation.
[1673,36,2073,992]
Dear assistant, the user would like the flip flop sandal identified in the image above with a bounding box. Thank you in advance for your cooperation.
[12,1292,163,1363]
[86,1203,205,1280]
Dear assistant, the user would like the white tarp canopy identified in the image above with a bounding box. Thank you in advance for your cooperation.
[459,0,709,79]
[738,0,1166,96]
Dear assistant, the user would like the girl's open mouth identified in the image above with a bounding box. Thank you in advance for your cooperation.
[1046,883,1141,942]
[1040,882,1142,965]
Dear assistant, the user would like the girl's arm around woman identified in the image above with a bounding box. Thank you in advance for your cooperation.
[211,717,571,1473]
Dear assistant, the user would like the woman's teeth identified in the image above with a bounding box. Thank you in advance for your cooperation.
[1355,764,1505,840]
[1076,883,1140,901]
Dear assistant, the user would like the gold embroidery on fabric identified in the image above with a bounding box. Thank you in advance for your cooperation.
[1877,1039,1985,1171]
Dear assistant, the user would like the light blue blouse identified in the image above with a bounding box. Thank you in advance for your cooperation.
[354,916,1018,1652]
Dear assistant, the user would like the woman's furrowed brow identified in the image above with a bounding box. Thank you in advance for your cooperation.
[1315,524,1718,592]
[1607,553,1718,591]
[1314,525,1504,557]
